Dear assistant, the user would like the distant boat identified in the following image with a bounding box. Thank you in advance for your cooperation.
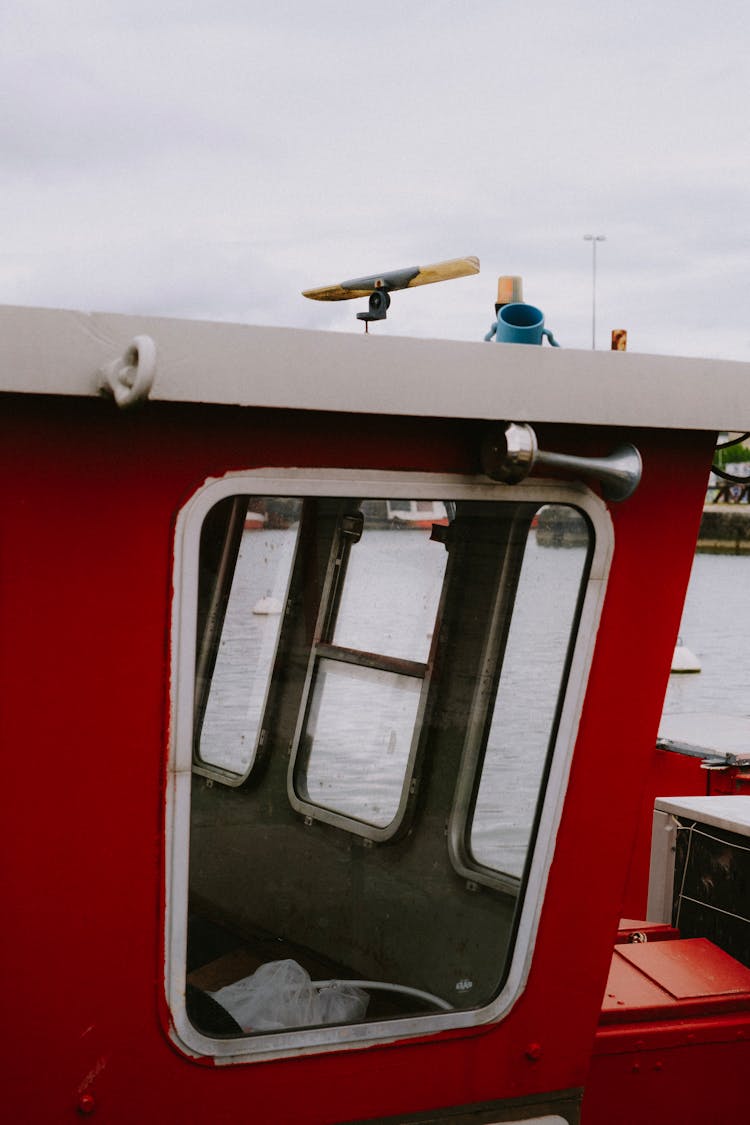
[245,510,267,530]
[671,637,701,673]
[386,500,448,528]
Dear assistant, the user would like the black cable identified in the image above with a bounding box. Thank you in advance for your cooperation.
[710,465,750,485]
[714,432,750,450]
[711,432,750,481]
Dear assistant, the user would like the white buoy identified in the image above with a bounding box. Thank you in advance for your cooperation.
[671,637,701,673]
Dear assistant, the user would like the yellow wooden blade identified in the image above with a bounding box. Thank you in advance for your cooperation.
[301,281,371,301]
[302,255,479,301]
[406,255,480,289]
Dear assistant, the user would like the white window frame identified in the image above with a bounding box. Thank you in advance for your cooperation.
[166,468,613,1064]
[286,499,447,841]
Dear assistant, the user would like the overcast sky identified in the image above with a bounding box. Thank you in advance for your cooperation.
[2,0,748,358]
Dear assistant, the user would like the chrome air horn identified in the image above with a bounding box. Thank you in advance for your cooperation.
[480,422,642,502]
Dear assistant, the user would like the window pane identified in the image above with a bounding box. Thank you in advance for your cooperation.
[301,659,422,827]
[470,507,590,878]
[199,499,301,774]
[333,502,447,663]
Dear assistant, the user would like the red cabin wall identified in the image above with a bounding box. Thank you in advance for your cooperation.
[584,1023,750,1125]
[0,393,721,1123]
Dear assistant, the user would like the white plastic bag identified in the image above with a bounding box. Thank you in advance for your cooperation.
[316,980,369,1025]
[210,959,368,1032]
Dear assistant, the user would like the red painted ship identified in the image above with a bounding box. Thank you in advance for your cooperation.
[1,288,748,1124]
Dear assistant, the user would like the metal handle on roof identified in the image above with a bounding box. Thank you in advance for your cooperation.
[99,335,157,408]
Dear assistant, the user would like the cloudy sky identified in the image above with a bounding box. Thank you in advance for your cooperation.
[2,0,748,358]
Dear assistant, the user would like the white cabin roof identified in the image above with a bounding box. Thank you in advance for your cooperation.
[1,304,749,431]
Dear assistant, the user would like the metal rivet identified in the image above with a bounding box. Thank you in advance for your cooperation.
[77,1093,96,1115]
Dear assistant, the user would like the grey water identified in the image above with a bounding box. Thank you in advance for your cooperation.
[663,551,750,718]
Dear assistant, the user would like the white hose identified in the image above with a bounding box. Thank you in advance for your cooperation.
[313,979,452,1011]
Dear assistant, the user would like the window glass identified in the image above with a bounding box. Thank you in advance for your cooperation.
[300,659,422,827]
[469,506,590,879]
[290,500,447,834]
[197,497,301,776]
[332,501,447,663]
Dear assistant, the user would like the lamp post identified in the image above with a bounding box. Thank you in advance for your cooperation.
[583,234,606,349]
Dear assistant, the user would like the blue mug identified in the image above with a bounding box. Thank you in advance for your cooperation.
[494,303,559,346]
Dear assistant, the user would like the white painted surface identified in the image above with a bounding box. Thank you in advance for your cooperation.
[654,794,750,836]
[2,304,750,430]
[647,809,678,923]
[658,712,750,758]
